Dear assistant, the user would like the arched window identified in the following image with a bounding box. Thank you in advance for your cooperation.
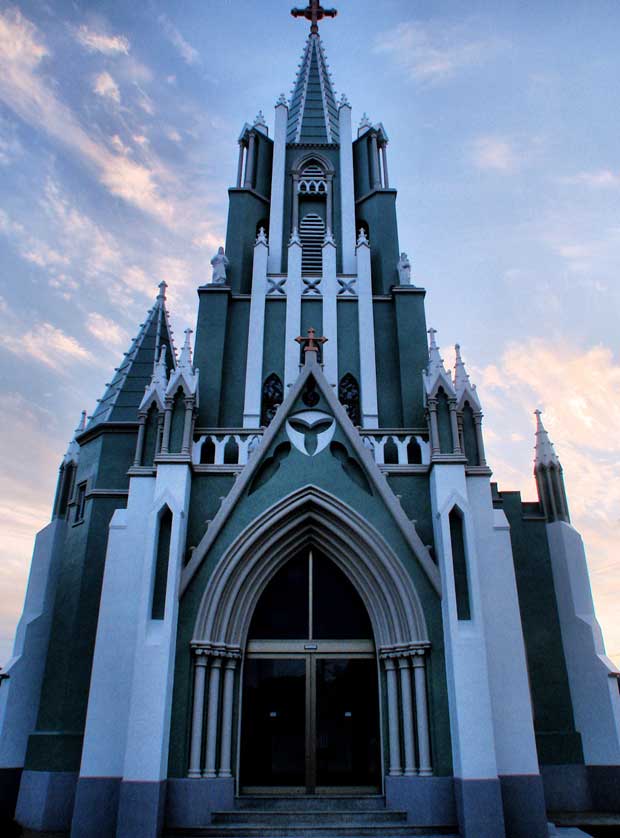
[200,437,216,464]
[152,506,173,620]
[407,437,422,464]
[261,373,284,426]
[384,437,399,465]
[169,388,185,453]
[461,401,479,466]
[449,507,471,621]
[338,373,360,426]
[299,212,325,273]
[223,436,239,465]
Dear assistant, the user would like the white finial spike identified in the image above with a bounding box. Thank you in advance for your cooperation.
[256,227,268,246]
[179,328,193,369]
[254,110,267,127]
[338,92,350,108]
[454,343,470,392]
[427,328,446,376]
[534,410,561,467]
[276,92,288,107]
[75,410,87,434]
[157,280,167,300]
[356,227,369,246]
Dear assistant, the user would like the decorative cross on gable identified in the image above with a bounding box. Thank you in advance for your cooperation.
[291,0,337,35]
[295,326,328,357]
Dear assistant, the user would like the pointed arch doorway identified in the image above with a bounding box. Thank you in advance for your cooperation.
[240,548,381,793]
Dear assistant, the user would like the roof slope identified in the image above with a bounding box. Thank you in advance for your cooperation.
[86,282,175,429]
[287,34,339,145]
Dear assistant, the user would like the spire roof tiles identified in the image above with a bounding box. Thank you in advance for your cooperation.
[287,34,340,145]
[534,410,561,468]
[86,285,175,430]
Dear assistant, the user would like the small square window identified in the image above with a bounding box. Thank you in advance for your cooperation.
[75,482,87,523]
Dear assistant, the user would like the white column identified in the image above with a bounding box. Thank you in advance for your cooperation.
[242,236,269,427]
[284,235,303,389]
[384,658,402,776]
[381,143,390,188]
[203,658,223,778]
[322,236,338,388]
[398,657,416,776]
[236,142,244,188]
[267,99,288,273]
[370,133,381,190]
[188,651,208,777]
[218,659,237,778]
[413,653,432,776]
[356,235,379,427]
[338,100,357,273]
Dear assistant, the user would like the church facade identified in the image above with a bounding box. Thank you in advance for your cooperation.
[1,6,619,838]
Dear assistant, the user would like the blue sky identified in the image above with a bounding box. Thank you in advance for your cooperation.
[0,0,619,666]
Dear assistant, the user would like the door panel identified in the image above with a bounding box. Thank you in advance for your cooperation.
[240,658,306,786]
[315,658,380,787]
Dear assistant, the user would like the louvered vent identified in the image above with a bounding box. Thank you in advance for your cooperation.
[300,213,325,274]
[302,163,324,178]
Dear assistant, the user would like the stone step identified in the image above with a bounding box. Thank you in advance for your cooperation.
[212,809,408,825]
[235,795,386,811]
[166,826,459,837]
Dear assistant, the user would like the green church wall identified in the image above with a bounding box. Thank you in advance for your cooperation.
[336,299,360,389]
[262,299,286,386]
[219,300,250,427]
[253,131,273,201]
[168,404,453,779]
[301,298,323,338]
[225,190,270,294]
[500,490,584,765]
[356,191,400,294]
[194,288,230,427]
[372,300,403,427]
[393,288,428,428]
[352,133,371,197]
[25,431,135,773]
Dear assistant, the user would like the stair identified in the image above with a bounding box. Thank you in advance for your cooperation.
[166,795,459,838]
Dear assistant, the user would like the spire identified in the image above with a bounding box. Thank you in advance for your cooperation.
[454,343,481,409]
[287,32,340,144]
[87,285,175,430]
[423,327,456,397]
[139,345,169,412]
[167,327,199,398]
[534,409,561,468]
[533,410,570,522]
[64,410,86,463]
[178,328,193,370]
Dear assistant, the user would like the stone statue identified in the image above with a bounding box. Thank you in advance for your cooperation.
[397,252,412,285]
[210,246,229,285]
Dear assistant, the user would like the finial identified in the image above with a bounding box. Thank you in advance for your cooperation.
[358,112,372,136]
[276,92,288,107]
[295,326,328,360]
[75,410,87,435]
[338,92,350,109]
[157,280,167,300]
[254,110,267,128]
[179,328,193,369]
[356,227,369,246]
[256,227,268,246]
[291,1,338,36]
[534,409,560,467]
[289,227,301,246]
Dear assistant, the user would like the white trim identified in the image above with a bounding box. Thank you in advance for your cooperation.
[284,239,303,389]
[242,239,269,428]
[338,102,357,273]
[267,101,288,273]
[356,241,379,426]
[321,238,338,388]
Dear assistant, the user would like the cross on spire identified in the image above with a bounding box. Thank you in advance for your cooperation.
[291,0,337,35]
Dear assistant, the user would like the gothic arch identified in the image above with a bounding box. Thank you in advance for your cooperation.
[290,150,335,177]
[192,486,429,652]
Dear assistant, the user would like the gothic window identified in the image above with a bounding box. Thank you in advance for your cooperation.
[461,402,479,466]
[75,482,87,523]
[449,507,471,620]
[338,373,360,426]
[261,373,284,426]
[384,437,399,465]
[55,462,75,518]
[200,437,216,464]
[407,438,422,464]
[151,506,172,620]
[224,436,239,464]
[142,404,160,467]
[169,388,186,453]
[300,213,325,273]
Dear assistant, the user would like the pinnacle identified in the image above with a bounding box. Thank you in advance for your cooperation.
[534,409,561,468]
[179,328,193,369]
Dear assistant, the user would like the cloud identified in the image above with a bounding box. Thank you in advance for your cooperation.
[374,20,501,84]
[0,115,22,164]
[93,70,120,103]
[561,170,620,189]
[158,14,200,66]
[73,24,129,55]
[0,322,93,370]
[0,8,175,225]
[86,312,128,347]
[471,135,519,172]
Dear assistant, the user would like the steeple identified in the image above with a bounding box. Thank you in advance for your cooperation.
[87,284,175,429]
[287,21,339,144]
[533,410,570,522]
